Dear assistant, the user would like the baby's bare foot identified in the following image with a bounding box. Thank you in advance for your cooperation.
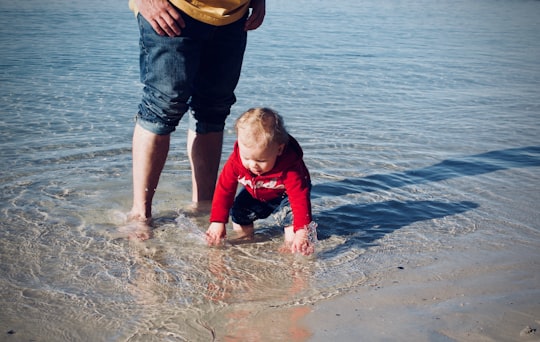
[231,229,254,241]
[227,225,255,245]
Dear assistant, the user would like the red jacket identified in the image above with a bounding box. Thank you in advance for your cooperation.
[210,135,312,231]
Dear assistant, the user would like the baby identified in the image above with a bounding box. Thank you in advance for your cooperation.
[205,107,316,255]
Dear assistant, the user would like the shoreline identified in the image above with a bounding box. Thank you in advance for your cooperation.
[303,238,540,341]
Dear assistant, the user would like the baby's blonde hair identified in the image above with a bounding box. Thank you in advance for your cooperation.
[235,108,289,147]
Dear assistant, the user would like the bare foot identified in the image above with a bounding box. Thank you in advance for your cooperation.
[117,214,153,241]
[235,228,254,238]
[184,201,212,217]
[228,224,255,244]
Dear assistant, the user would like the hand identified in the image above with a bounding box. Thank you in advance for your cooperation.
[290,228,314,256]
[135,0,185,36]
[245,0,266,31]
[206,222,226,246]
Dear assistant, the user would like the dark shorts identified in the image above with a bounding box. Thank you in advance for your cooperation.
[135,12,248,135]
[230,189,293,227]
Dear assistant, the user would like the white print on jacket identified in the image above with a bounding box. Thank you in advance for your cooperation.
[238,176,286,190]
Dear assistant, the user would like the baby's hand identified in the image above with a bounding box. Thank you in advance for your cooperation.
[206,222,226,246]
[290,228,314,256]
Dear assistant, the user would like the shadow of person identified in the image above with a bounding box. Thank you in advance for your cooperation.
[309,146,540,257]
[312,146,540,198]
[315,200,478,258]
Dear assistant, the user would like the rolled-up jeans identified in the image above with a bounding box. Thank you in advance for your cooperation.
[135,11,248,135]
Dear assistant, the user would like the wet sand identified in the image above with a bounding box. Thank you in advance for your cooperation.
[304,237,540,341]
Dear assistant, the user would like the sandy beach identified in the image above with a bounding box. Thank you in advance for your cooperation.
[304,236,540,341]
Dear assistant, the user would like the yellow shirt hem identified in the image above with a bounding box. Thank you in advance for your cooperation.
[129,0,250,26]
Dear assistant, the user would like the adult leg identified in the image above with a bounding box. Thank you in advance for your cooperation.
[130,14,200,222]
[188,16,248,204]
[187,129,223,203]
[129,124,170,222]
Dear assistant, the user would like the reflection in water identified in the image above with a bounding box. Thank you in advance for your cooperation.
[206,248,313,341]
[123,225,314,341]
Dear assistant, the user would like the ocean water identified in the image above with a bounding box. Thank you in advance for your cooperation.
[1,0,539,340]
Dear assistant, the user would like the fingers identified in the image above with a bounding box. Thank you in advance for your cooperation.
[205,230,226,246]
[138,0,185,36]
[291,240,314,256]
[163,8,185,36]
[302,244,315,256]
[151,18,174,37]
[244,2,265,31]
[245,13,264,31]
[244,16,262,31]
[151,10,184,37]
[205,222,226,246]
[205,232,219,246]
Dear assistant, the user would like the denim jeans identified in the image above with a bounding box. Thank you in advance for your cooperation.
[136,12,248,135]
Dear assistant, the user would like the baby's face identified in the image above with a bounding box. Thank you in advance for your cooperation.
[237,134,284,176]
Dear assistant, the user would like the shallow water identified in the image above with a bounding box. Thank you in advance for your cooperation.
[1,0,539,340]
